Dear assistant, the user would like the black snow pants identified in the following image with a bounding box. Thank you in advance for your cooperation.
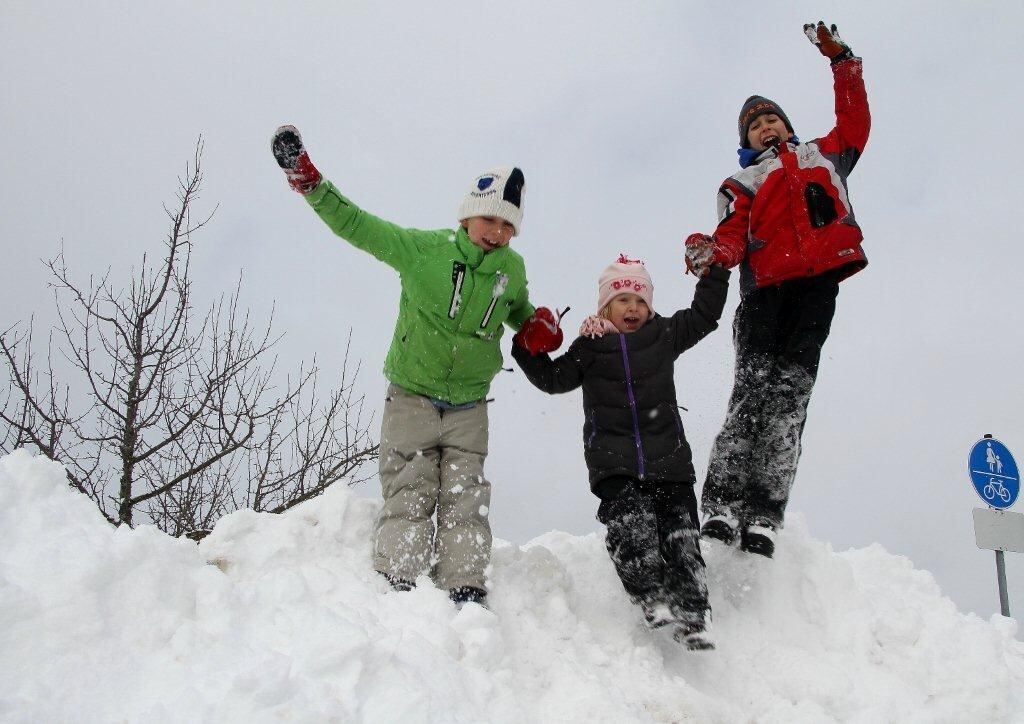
[597,478,708,623]
[701,269,842,529]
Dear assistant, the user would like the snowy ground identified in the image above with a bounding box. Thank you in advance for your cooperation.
[2,449,1023,723]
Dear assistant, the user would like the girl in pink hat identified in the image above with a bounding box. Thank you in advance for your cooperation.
[512,254,730,650]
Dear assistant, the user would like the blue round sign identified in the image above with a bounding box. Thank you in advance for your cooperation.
[968,438,1019,509]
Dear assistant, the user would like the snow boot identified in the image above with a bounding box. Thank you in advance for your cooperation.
[740,523,777,558]
[271,125,322,194]
[701,512,739,545]
[673,625,715,651]
[672,612,715,651]
[639,600,676,630]
[450,586,488,609]
[379,571,415,592]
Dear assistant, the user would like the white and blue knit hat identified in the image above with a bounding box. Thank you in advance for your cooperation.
[458,166,526,236]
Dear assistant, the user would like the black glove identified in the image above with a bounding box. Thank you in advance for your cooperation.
[272,125,322,194]
[804,21,854,64]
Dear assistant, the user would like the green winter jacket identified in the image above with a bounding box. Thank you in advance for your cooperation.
[306,180,535,404]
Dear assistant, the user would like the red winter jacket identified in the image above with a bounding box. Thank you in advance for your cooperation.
[711,58,870,293]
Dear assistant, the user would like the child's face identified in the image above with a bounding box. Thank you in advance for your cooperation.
[746,113,790,151]
[602,293,651,334]
[463,216,515,253]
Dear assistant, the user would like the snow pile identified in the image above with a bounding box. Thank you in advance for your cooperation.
[2,449,1023,723]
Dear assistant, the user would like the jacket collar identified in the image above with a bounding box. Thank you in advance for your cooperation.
[577,314,663,350]
[737,135,801,168]
[455,226,511,272]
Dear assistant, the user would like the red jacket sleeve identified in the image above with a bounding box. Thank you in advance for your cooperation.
[815,57,870,171]
[710,180,752,269]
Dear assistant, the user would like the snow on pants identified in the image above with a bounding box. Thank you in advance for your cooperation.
[702,270,841,529]
[374,384,492,591]
[597,478,709,622]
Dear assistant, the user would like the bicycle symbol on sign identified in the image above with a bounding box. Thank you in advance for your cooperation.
[983,478,1012,503]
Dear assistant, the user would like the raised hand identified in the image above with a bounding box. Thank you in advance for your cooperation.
[803,21,853,63]
[272,125,322,194]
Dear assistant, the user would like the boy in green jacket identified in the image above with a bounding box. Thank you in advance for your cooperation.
[272,126,563,607]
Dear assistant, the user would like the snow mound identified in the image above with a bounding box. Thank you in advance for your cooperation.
[2,449,1023,723]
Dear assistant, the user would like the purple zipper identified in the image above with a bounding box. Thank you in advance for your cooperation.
[618,334,645,478]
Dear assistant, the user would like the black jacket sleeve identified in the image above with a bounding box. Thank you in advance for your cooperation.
[668,265,731,354]
[511,339,586,394]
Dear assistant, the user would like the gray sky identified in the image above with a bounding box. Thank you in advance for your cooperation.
[3,1,1023,621]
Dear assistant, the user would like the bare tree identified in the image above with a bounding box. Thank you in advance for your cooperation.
[0,141,378,535]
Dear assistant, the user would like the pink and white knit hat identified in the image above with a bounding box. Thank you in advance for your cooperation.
[597,254,654,314]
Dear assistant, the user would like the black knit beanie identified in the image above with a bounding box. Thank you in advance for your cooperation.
[737,95,794,148]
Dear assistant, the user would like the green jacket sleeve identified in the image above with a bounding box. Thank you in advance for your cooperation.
[305,179,435,274]
[506,283,535,331]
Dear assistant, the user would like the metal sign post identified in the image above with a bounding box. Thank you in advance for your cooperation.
[997,551,1010,617]
[969,434,1021,617]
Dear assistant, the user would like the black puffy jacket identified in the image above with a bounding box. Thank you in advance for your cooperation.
[512,266,729,494]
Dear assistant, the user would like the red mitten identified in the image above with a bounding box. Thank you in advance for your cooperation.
[272,125,322,194]
[515,307,565,356]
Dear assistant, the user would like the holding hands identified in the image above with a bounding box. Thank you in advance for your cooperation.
[684,233,719,277]
[515,307,568,356]
[804,21,854,63]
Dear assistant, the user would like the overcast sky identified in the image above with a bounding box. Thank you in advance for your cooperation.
[3,1,1023,622]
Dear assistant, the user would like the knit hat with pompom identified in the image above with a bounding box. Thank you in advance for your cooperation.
[597,255,654,314]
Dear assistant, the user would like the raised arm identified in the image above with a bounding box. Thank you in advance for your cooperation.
[272,125,428,272]
[668,265,730,354]
[804,21,870,171]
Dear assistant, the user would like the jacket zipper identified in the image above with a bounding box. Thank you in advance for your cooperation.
[618,334,645,478]
[672,405,685,449]
[780,144,814,273]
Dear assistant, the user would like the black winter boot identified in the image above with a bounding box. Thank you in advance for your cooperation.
[379,571,415,592]
[638,599,676,629]
[449,586,488,608]
[701,513,739,545]
[740,523,777,558]
[672,610,715,651]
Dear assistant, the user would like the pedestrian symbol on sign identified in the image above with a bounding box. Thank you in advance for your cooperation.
[986,442,1003,473]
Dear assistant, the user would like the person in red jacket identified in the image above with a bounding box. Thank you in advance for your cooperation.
[684,21,870,558]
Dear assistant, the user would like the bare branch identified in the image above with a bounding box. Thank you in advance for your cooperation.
[0,140,377,536]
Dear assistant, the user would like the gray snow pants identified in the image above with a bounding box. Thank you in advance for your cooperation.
[373,384,492,591]
[702,270,841,529]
